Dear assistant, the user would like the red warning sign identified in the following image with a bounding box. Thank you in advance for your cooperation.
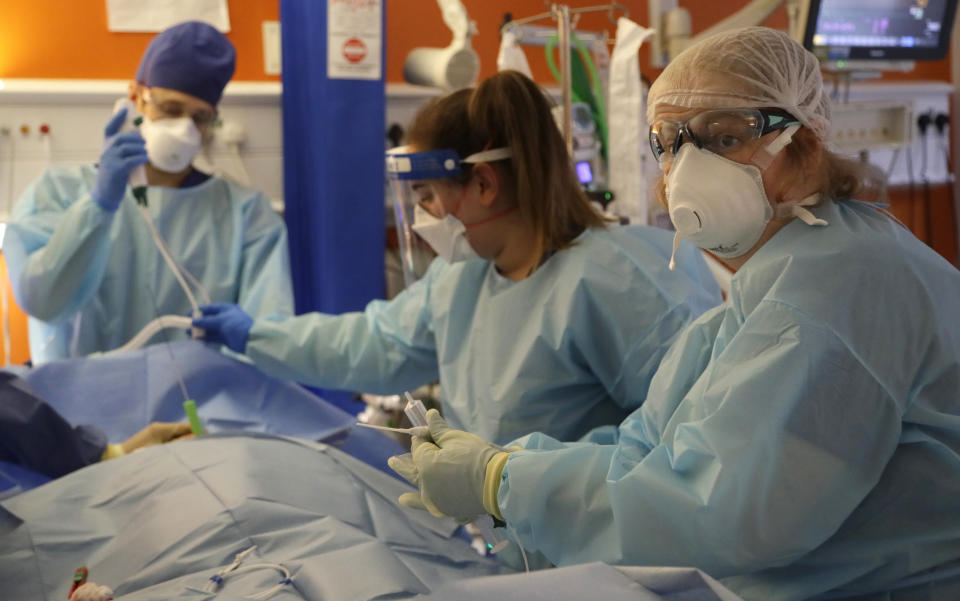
[343,38,367,64]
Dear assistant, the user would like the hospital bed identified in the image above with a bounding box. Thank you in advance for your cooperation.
[0,340,404,495]
[0,341,742,600]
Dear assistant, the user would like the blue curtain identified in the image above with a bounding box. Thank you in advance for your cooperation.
[280,0,386,412]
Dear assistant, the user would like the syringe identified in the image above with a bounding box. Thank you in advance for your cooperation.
[402,392,509,554]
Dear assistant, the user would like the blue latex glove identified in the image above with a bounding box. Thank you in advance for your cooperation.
[93,107,149,212]
[193,303,254,354]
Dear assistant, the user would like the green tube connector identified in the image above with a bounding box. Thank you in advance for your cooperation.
[184,400,204,436]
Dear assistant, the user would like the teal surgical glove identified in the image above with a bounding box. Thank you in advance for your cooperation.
[193,303,254,353]
[388,409,510,522]
[93,108,148,212]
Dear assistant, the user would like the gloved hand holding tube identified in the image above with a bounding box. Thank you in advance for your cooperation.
[192,303,253,353]
[388,409,512,522]
[92,107,149,212]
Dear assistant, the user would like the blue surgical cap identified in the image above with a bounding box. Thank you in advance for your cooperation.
[136,21,236,107]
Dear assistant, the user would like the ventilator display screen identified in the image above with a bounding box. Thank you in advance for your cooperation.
[576,161,593,184]
[803,0,957,60]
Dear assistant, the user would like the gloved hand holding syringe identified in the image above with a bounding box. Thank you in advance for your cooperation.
[355,423,429,437]
[385,393,512,555]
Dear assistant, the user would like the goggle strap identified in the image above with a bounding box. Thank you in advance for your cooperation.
[751,124,800,170]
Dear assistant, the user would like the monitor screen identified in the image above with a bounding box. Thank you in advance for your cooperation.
[575,161,593,184]
[803,0,958,61]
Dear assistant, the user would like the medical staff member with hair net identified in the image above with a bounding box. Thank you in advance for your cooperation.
[3,21,293,363]
[388,27,960,600]
[196,70,721,446]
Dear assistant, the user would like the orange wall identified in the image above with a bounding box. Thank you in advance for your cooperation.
[0,0,280,81]
[1,0,950,84]
[0,255,30,367]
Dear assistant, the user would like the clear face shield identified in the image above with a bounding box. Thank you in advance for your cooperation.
[385,146,511,288]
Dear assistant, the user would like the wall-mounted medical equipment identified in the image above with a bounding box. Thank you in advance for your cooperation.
[403,0,480,90]
[553,102,606,188]
[661,0,807,66]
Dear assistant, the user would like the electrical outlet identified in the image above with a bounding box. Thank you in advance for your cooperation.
[830,100,913,151]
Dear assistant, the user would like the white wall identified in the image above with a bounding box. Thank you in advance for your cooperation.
[0,80,285,220]
[0,78,950,224]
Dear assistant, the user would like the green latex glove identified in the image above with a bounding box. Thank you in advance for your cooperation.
[388,409,510,522]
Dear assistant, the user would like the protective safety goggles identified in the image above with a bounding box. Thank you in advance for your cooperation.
[649,108,801,166]
[142,88,219,129]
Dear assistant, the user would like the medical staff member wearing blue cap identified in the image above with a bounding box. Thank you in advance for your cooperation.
[3,21,293,363]
[0,371,191,480]
[195,71,722,447]
[388,28,960,600]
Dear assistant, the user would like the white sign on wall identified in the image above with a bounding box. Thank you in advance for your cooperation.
[106,0,230,32]
[327,0,382,80]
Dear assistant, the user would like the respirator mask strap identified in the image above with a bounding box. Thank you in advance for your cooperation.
[775,193,828,226]
[669,231,682,271]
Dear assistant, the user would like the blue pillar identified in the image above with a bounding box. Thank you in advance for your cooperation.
[280,0,385,412]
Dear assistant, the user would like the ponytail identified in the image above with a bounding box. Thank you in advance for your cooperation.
[407,70,606,254]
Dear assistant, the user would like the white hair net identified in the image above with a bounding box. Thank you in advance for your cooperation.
[648,26,831,141]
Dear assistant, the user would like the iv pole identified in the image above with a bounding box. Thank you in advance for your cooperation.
[501,3,628,153]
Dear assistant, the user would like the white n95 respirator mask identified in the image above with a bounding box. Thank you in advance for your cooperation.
[140,116,202,173]
[411,204,480,264]
[665,124,826,268]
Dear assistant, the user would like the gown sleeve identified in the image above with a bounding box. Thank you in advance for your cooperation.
[3,168,117,323]
[244,261,444,394]
[235,192,294,319]
[498,301,901,576]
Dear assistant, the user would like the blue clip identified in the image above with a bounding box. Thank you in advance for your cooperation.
[209,574,224,585]
[279,578,292,585]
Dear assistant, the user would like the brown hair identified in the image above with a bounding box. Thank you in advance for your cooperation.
[406,70,606,255]
[783,128,887,203]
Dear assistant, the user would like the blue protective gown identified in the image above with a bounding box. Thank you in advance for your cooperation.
[496,199,960,600]
[0,371,105,478]
[246,225,722,445]
[3,165,293,363]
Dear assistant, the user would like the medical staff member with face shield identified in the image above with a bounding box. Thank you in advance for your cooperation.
[3,21,293,363]
[196,71,721,446]
[388,28,960,600]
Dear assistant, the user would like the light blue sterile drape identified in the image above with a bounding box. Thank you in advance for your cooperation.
[3,165,293,364]
[21,340,354,444]
[0,341,406,497]
[245,225,722,445]
[420,563,746,601]
[0,434,505,600]
[497,199,960,601]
